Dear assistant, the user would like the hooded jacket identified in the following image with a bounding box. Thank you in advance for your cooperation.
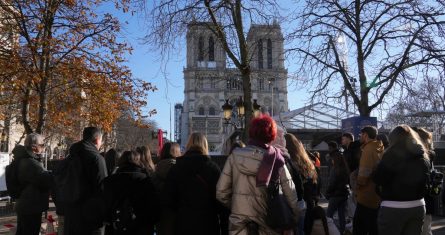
[13,145,53,215]
[373,139,430,202]
[356,140,384,209]
[216,145,300,235]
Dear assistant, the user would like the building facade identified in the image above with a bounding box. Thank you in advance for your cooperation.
[179,22,288,152]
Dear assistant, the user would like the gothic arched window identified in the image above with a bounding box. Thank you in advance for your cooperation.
[231,79,238,90]
[209,107,216,115]
[258,78,264,91]
[209,36,215,61]
[267,39,272,69]
[198,107,205,115]
[198,36,204,61]
[226,78,242,90]
[258,39,263,69]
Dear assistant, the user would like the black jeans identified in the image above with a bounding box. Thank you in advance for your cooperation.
[327,196,347,234]
[353,203,378,235]
[16,213,42,235]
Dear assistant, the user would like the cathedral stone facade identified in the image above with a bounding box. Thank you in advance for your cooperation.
[178,22,288,152]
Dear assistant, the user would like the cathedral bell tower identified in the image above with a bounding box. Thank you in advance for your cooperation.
[179,22,288,153]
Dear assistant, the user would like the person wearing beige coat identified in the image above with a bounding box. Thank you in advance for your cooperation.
[216,146,301,235]
[216,115,301,235]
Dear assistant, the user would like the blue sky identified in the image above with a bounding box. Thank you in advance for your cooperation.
[107,3,312,139]
[102,1,445,139]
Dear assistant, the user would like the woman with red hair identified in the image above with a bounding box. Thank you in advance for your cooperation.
[216,115,301,235]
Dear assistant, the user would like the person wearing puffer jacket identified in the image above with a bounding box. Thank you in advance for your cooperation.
[373,125,430,235]
[216,115,301,235]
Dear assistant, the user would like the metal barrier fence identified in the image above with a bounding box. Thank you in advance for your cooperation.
[431,166,445,216]
[1,158,444,217]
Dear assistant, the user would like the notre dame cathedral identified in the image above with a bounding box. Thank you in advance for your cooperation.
[176,21,289,152]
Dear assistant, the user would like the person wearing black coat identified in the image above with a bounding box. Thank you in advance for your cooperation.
[105,149,120,176]
[326,149,350,234]
[154,142,180,235]
[373,125,430,235]
[153,142,181,194]
[409,127,436,235]
[64,127,108,235]
[341,133,361,173]
[14,134,53,235]
[162,133,228,235]
[104,150,159,235]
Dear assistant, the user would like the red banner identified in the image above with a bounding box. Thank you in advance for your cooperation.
[158,129,163,153]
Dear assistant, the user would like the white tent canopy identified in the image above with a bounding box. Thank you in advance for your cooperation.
[275,102,358,130]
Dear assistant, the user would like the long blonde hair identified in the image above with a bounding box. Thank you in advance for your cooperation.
[284,133,317,182]
[412,127,434,151]
[186,132,209,155]
[388,125,428,159]
[136,145,155,172]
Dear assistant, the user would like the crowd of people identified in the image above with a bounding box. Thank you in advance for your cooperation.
[9,115,440,235]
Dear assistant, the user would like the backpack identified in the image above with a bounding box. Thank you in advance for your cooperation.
[111,196,137,233]
[5,158,25,199]
[427,162,443,197]
[53,154,84,207]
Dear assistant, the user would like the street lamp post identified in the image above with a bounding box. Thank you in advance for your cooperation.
[0,130,7,153]
[268,78,275,116]
[221,97,262,130]
[253,99,261,118]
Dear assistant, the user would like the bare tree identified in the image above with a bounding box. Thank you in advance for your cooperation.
[288,0,445,116]
[143,0,280,137]
[115,116,158,151]
[386,68,445,139]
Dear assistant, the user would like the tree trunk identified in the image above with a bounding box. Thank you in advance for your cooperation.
[241,68,252,142]
[355,2,370,117]
[36,1,55,134]
[22,86,34,134]
[36,87,48,134]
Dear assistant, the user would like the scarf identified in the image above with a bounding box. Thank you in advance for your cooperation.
[249,139,285,187]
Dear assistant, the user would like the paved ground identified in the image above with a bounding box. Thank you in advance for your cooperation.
[0,201,58,234]
[0,202,445,234]
[0,214,59,234]
[433,217,445,235]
